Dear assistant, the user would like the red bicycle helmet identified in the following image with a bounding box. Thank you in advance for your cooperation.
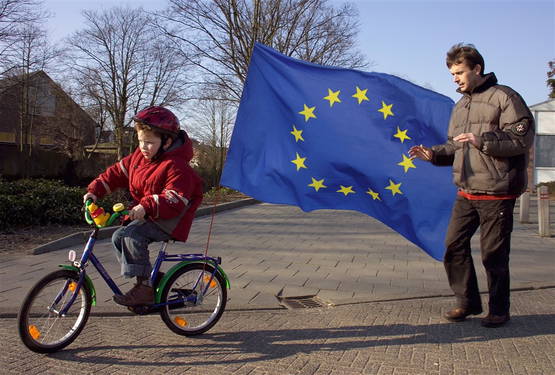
[132,106,180,137]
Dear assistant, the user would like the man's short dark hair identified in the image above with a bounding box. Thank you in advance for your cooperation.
[446,43,485,75]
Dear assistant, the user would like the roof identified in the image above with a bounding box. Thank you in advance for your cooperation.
[0,71,45,94]
[529,98,555,112]
[0,70,97,125]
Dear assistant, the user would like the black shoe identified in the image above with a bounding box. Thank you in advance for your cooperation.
[113,283,154,306]
[444,306,483,322]
[481,313,510,328]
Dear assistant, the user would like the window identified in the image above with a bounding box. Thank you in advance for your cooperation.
[536,135,555,167]
[29,84,56,116]
[0,131,16,143]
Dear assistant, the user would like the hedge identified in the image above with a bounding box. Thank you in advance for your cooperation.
[0,178,128,228]
[0,178,249,228]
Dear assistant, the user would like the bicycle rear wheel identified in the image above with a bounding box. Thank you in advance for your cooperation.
[159,263,227,336]
[18,270,92,353]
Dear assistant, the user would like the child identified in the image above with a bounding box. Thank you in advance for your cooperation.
[83,106,203,306]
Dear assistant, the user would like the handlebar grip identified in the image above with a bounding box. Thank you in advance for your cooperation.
[84,199,94,225]
[106,210,129,227]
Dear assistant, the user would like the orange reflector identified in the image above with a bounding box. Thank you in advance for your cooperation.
[174,317,188,327]
[203,275,217,288]
[29,325,41,340]
[68,282,77,292]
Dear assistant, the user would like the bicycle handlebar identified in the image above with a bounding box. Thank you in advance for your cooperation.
[84,199,129,228]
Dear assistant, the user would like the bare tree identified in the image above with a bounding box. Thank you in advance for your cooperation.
[189,97,234,187]
[548,59,555,99]
[67,7,193,159]
[158,0,368,101]
[0,0,48,68]
[0,23,61,180]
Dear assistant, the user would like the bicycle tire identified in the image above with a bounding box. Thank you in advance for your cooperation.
[17,269,92,353]
[159,263,227,336]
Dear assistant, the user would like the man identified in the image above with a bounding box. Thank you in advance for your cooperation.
[409,43,534,328]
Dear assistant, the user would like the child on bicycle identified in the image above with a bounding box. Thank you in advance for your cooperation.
[83,106,203,307]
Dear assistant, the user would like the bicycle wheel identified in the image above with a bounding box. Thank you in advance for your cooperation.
[18,270,92,353]
[159,263,227,336]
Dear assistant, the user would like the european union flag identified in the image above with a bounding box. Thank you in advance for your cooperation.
[221,43,456,260]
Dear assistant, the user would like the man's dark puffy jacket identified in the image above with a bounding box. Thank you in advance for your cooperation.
[431,73,535,195]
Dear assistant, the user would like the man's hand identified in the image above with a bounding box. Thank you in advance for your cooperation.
[408,144,433,162]
[83,192,97,203]
[453,132,479,147]
[128,204,146,221]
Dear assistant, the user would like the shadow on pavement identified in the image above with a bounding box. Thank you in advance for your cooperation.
[48,313,555,366]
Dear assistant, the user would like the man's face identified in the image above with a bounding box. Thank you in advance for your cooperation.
[138,129,162,160]
[449,62,482,93]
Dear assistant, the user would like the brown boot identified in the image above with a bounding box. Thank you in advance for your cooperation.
[481,313,510,328]
[113,281,154,307]
[444,306,483,322]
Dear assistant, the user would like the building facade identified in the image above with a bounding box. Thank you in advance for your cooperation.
[0,71,97,179]
[530,99,555,184]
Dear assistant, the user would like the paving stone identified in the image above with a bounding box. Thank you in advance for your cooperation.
[1,202,554,373]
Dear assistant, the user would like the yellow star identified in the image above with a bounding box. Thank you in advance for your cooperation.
[337,185,355,196]
[290,125,304,142]
[366,188,381,201]
[291,152,307,171]
[323,88,342,107]
[378,101,394,120]
[398,154,416,173]
[299,104,316,122]
[385,179,403,196]
[308,177,327,192]
[352,86,369,104]
[393,126,411,143]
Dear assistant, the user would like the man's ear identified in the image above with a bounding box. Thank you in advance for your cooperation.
[473,64,482,75]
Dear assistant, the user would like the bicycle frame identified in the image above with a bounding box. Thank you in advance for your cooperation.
[59,227,227,315]
[19,202,229,353]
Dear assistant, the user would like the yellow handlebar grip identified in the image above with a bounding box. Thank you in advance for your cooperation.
[113,203,125,212]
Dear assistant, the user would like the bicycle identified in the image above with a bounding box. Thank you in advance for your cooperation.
[17,200,229,353]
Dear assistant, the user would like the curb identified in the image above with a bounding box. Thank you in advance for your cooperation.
[32,198,259,255]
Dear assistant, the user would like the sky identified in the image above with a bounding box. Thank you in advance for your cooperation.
[45,0,554,106]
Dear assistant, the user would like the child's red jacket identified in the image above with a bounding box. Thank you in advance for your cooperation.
[87,131,203,242]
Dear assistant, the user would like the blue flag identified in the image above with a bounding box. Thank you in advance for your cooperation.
[221,43,456,260]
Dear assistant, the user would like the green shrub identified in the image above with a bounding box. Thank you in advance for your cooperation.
[203,186,237,200]
[0,178,130,228]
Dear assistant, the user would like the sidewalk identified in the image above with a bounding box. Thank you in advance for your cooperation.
[0,200,554,374]
[1,199,553,314]
[1,289,553,374]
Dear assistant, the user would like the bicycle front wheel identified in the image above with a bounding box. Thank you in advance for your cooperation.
[159,263,227,336]
[18,270,92,353]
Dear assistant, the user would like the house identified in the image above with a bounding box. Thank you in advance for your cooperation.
[530,99,555,185]
[0,71,97,178]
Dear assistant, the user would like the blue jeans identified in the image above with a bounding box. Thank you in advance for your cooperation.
[111,220,172,279]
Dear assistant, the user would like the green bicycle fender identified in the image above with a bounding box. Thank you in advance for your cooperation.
[155,261,231,304]
[58,264,97,306]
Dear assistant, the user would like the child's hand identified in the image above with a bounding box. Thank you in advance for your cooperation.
[128,204,146,221]
[83,192,97,203]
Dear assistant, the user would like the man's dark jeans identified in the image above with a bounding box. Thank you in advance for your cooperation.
[444,196,516,315]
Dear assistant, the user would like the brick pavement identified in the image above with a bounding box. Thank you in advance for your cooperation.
[1,288,553,374]
[0,199,554,374]
[1,201,554,314]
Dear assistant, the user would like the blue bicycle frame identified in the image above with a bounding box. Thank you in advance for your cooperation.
[59,227,225,315]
